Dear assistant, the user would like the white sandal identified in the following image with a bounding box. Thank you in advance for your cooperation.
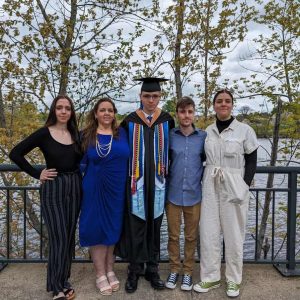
[107,271,120,292]
[96,275,112,296]
[53,291,66,300]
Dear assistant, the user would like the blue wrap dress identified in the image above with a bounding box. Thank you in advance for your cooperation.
[79,128,130,246]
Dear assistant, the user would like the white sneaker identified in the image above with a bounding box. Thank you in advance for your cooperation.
[226,281,240,297]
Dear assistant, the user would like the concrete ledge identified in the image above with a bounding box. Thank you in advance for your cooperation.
[0,263,299,299]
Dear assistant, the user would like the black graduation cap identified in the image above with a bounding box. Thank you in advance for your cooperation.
[134,77,168,92]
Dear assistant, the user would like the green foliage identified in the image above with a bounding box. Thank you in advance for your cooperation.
[137,0,257,119]
[235,0,299,166]
[238,0,299,104]
[237,112,273,137]
[195,115,215,130]
[0,0,152,113]
[162,100,176,117]
[0,101,44,167]
[235,109,300,139]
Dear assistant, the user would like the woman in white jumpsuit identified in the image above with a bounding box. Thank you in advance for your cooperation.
[193,90,259,297]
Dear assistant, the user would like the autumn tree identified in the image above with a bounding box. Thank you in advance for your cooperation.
[237,0,300,258]
[0,0,155,258]
[0,0,155,188]
[0,0,149,228]
[0,0,151,116]
[138,0,256,120]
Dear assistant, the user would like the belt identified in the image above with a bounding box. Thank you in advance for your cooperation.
[211,166,225,181]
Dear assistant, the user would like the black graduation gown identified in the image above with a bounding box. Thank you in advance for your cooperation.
[115,110,175,265]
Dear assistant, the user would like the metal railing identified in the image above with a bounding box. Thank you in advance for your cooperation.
[0,165,299,276]
[250,166,300,276]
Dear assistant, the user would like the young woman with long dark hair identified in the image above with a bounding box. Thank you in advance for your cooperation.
[79,98,129,296]
[9,95,82,300]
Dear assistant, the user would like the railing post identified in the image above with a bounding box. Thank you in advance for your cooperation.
[274,170,300,276]
[287,171,297,270]
[6,189,10,261]
[0,190,10,272]
[0,262,8,271]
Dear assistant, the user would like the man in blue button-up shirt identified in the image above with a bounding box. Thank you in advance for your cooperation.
[165,96,206,291]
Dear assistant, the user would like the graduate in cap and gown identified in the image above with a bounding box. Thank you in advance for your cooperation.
[115,77,175,293]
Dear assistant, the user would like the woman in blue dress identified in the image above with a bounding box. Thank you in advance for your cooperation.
[79,98,129,295]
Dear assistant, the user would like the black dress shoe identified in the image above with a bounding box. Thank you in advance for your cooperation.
[125,272,139,293]
[145,272,165,290]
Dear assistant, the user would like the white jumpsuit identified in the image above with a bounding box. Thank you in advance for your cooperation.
[200,118,259,284]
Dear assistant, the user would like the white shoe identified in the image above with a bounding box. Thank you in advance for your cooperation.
[226,281,240,297]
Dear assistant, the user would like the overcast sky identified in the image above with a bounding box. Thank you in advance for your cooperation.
[114,0,275,115]
[0,0,290,115]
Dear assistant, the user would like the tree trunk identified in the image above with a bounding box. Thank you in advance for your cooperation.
[281,28,293,102]
[0,82,7,128]
[174,0,184,101]
[58,0,78,95]
[204,50,209,121]
[59,60,70,95]
[256,98,283,258]
[203,0,211,121]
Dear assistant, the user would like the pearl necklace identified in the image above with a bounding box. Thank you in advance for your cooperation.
[96,135,113,158]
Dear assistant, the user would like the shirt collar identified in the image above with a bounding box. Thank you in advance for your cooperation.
[174,124,199,136]
[227,118,239,130]
[142,110,152,118]
[212,117,239,134]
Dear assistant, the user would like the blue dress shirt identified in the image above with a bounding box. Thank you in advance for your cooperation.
[167,127,206,206]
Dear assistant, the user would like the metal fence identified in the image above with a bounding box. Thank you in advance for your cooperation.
[0,165,299,276]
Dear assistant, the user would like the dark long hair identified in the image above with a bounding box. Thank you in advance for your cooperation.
[81,98,119,153]
[213,89,234,104]
[45,94,81,153]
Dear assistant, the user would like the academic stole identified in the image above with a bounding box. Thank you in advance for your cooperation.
[128,121,169,220]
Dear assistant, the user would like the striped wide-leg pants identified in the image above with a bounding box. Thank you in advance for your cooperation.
[40,171,82,294]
